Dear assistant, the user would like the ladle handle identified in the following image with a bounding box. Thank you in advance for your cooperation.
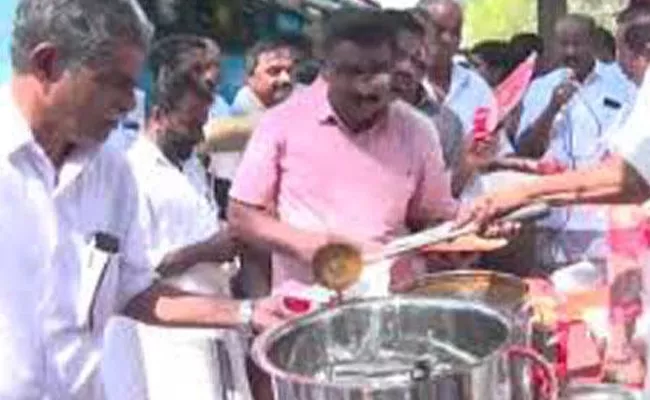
[508,346,559,400]
[499,202,551,223]
[365,202,551,264]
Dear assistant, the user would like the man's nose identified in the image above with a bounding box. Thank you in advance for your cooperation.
[357,73,390,94]
[278,69,292,84]
[564,45,578,58]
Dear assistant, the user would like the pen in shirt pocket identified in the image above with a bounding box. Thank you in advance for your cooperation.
[78,232,120,330]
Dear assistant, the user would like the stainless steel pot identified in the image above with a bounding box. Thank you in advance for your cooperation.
[393,270,535,400]
[392,270,531,340]
[252,296,556,400]
[560,383,642,399]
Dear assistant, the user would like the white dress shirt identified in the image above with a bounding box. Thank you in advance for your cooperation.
[607,66,650,397]
[517,61,637,267]
[0,83,155,399]
[44,146,155,400]
[0,85,53,399]
[182,152,219,221]
[126,136,221,281]
[111,135,248,400]
[3,102,155,400]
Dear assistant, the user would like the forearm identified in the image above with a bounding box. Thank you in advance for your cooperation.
[452,154,477,198]
[159,230,239,276]
[228,200,315,261]
[518,157,647,206]
[202,116,254,152]
[517,104,561,159]
[124,284,244,328]
[486,156,538,174]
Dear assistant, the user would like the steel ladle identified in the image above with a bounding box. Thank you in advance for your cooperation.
[313,202,551,292]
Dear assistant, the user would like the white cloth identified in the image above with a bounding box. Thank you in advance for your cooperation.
[0,85,52,399]
[103,317,250,400]
[113,136,249,400]
[182,153,219,220]
[517,61,637,266]
[126,136,233,294]
[607,68,650,399]
[0,84,156,398]
[610,68,650,185]
[43,146,155,399]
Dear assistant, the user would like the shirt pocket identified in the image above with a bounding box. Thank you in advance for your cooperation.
[76,235,121,333]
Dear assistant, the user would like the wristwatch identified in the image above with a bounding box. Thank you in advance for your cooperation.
[239,300,255,328]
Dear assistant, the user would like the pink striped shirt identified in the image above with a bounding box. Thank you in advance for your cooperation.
[230,79,458,290]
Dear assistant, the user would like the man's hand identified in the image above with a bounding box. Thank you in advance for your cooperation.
[294,231,374,267]
[455,190,530,230]
[465,134,500,172]
[294,232,336,266]
[251,297,297,332]
[550,78,579,112]
[425,252,480,271]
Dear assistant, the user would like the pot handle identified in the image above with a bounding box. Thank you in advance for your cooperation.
[508,345,559,400]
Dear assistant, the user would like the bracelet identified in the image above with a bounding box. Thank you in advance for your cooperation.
[239,299,254,328]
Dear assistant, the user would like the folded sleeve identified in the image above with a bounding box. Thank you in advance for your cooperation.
[229,112,285,208]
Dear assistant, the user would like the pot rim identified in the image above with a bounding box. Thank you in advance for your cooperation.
[393,269,529,308]
[561,383,642,398]
[251,295,513,391]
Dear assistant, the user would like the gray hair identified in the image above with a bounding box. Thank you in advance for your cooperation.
[11,0,154,73]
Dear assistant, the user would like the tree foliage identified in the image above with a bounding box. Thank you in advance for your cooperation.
[463,0,536,46]
[463,0,622,47]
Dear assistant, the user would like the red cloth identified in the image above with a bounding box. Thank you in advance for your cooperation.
[471,53,537,141]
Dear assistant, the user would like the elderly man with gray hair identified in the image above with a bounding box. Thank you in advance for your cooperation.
[2,1,292,398]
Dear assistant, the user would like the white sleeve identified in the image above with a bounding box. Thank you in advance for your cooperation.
[609,99,650,186]
[117,174,157,309]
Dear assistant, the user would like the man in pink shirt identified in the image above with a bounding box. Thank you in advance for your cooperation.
[228,9,459,291]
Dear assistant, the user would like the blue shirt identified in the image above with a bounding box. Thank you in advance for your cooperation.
[518,61,637,266]
[517,61,636,168]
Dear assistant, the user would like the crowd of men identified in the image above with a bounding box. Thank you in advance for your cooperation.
[3,0,650,398]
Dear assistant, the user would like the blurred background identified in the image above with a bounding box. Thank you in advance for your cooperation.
[0,0,630,97]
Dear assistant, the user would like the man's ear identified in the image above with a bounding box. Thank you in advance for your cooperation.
[28,42,65,82]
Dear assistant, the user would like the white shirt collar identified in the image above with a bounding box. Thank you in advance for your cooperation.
[130,134,177,170]
[556,60,605,86]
